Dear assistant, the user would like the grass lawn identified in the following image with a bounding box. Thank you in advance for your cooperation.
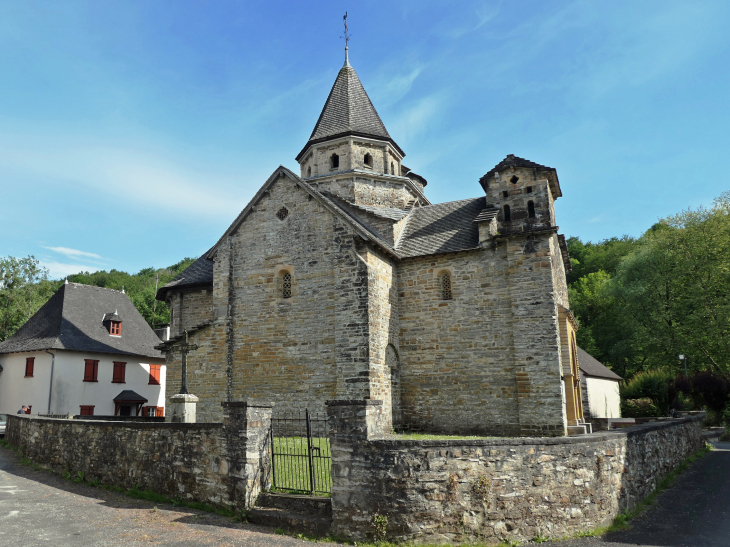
[271,437,331,496]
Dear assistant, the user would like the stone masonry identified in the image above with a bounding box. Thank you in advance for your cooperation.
[5,401,273,509]
[157,54,584,436]
[326,400,706,544]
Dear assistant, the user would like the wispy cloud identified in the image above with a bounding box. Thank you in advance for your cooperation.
[41,261,102,279]
[391,93,446,144]
[43,246,102,259]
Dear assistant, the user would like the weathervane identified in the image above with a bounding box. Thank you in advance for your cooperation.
[341,12,351,65]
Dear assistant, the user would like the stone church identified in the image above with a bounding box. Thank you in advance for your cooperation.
[156,51,585,437]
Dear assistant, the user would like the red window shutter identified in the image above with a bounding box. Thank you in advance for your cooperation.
[84,360,99,382]
[157,406,164,417]
[148,364,161,385]
[25,357,35,377]
[79,405,94,416]
[112,362,126,383]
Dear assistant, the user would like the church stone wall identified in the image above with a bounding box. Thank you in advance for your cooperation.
[364,248,399,432]
[397,233,566,436]
[202,174,373,420]
[397,248,521,435]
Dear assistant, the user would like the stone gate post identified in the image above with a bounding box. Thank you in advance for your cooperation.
[221,400,273,508]
[326,399,385,539]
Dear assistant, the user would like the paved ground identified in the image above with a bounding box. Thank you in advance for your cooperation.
[1,442,729,546]
[544,442,730,547]
[0,445,312,547]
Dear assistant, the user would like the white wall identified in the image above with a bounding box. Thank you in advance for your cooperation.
[585,377,621,419]
[0,351,166,416]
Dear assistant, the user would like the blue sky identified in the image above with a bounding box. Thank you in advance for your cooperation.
[1,1,729,279]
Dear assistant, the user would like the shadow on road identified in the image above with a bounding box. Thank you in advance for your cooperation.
[0,445,266,533]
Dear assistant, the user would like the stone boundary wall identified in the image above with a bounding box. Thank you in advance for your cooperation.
[327,401,705,544]
[5,401,272,509]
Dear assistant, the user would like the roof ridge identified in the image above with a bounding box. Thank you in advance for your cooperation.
[416,196,483,209]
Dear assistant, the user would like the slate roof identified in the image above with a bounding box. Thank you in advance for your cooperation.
[396,197,486,258]
[473,207,499,223]
[0,283,164,359]
[113,390,148,403]
[577,347,622,381]
[296,63,403,160]
[345,202,409,221]
[156,253,214,301]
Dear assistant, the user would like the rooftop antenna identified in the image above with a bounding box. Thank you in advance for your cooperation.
[341,12,351,66]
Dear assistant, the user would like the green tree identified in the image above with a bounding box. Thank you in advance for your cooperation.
[0,256,55,341]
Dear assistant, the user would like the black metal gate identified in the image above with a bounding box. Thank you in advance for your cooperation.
[269,410,331,495]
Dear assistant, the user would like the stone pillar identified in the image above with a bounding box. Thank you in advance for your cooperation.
[169,393,199,423]
[326,400,385,540]
[221,400,274,508]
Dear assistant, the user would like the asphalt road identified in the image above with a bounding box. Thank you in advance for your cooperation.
[544,441,730,547]
[1,442,728,547]
[0,445,312,547]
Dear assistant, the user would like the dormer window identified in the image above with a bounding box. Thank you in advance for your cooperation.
[330,153,339,169]
[364,153,373,168]
[104,311,122,336]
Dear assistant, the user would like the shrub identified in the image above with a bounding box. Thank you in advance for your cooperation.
[691,371,730,414]
[620,370,674,415]
[621,398,661,418]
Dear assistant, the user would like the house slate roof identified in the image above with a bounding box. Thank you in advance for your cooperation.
[0,282,164,360]
[296,62,404,160]
[395,197,486,258]
[156,252,214,301]
[113,390,148,403]
[577,347,622,381]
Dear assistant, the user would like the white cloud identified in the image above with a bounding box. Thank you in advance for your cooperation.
[43,246,102,259]
[0,135,246,219]
[391,94,445,143]
[41,261,101,279]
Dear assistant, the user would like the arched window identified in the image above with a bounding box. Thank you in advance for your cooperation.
[440,273,452,300]
[307,165,312,177]
[330,153,339,169]
[504,205,511,222]
[528,200,535,218]
[281,272,292,299]
[364,153,373,168]
[390,162,394,175]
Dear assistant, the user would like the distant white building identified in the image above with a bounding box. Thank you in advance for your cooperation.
[577,347,622,419]
[0,282,166,417]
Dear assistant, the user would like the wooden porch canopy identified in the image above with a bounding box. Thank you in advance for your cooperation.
[113,390,148,416]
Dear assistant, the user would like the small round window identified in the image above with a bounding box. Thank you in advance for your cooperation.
[276,207,289,221]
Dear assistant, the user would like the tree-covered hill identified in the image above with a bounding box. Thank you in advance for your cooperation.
[0,256,196,342]
[568,191,730,380]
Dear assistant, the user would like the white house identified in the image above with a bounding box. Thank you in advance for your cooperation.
[0,282,167,417]
[577,347,622,419]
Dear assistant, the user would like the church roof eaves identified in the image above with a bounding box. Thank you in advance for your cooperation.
[205,166,402,262]
[156,253,214,301]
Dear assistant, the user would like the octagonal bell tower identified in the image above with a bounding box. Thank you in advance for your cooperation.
[295,48,428,210]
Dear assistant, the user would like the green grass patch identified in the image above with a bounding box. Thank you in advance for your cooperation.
[271,436,331,496]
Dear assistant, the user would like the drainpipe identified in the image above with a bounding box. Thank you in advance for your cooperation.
[44,349,55,414]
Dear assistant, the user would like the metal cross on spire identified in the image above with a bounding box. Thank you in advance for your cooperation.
[341,12,351,66]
